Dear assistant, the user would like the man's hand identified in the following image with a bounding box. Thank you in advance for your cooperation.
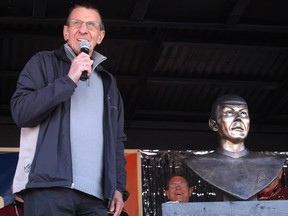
[67,52,93,83]
[108,190,124,216]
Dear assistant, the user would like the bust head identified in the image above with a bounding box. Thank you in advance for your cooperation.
[209,94,250,144]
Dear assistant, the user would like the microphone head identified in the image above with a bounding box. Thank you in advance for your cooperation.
[80,40,90,54]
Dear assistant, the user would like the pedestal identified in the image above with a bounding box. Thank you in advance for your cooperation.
[162,200,288,216]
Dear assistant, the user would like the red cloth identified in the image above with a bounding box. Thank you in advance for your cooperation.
[258,186,288,200]
[0,204,23,216]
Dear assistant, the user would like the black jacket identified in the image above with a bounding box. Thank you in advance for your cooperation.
[11,45,129,201]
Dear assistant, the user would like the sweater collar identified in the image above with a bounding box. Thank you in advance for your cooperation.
[63,43,107,71]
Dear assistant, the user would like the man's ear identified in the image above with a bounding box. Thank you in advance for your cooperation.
[189,187,193,197]
[96,30,105,44]
[209,118,218,131]
[0,196,4,208]
[165,189,170,200]
[63,25,68,41]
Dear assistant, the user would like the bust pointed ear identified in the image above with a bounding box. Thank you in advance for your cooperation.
[209,118,218,131]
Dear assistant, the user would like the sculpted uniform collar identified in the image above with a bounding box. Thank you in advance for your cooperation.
[183,149,284,200]
[216,147,249,159]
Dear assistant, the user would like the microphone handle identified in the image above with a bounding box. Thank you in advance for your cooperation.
[79,45,90,81]
[80,70,88,81]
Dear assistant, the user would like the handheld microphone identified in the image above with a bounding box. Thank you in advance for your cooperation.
[79,40,91,81]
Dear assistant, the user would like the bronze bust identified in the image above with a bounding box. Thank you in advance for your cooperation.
[183,94,285,201]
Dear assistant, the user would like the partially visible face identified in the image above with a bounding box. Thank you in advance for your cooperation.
[165,176,193,202]
[63,7,105,55]
[217,104,250,142]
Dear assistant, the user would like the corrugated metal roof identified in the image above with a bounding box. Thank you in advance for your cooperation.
[1,0,288,150]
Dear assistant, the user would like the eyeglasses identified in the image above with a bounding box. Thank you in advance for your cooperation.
[169,182,188,189]
[68,19,102,31]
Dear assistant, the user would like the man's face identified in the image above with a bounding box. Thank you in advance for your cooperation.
[63,7,105,55]
[165,176,192,202]
[217,104,250,142]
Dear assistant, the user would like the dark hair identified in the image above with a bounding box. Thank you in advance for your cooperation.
[66,2,105,31]
[210,94,247,121]
[165,173,192,190]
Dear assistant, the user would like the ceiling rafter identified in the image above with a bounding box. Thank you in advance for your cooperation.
[226,0,251,25]
[1,17,288,33]
[147,77,278,89]
[125,29,169,124]
[258,71,288,123]
[33,0,47,18]
[130,0,151,21]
